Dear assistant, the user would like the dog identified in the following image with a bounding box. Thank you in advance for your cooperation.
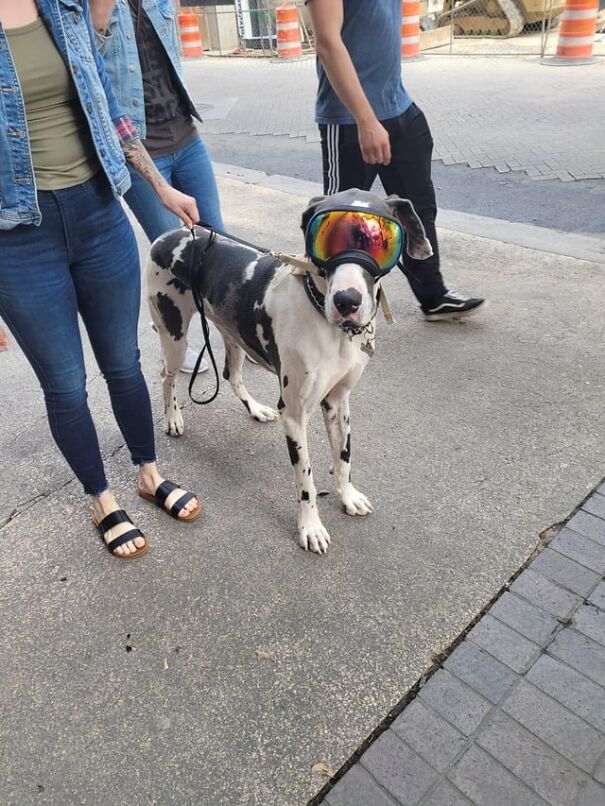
[145,189,432,554]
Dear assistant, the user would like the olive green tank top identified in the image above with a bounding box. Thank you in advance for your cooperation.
[6,17,100,191]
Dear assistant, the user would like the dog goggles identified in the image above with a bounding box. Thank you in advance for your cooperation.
[306,209,403,275]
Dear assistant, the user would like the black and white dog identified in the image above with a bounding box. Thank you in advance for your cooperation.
[145,189,432,554]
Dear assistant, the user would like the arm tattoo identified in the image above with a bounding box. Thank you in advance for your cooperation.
[122,139,168,194]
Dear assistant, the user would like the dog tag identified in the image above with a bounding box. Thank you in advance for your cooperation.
[361,339,375,357]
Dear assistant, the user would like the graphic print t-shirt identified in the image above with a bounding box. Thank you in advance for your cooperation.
[128,0,197,156]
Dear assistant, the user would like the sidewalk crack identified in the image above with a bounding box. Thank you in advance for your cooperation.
[0,477,76,531]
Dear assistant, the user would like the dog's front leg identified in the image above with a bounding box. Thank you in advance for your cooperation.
[322,389,373,517]
[280,408,330,555]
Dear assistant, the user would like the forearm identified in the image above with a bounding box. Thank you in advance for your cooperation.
[89,0,116,34]
[122,138,199,228]
[122,139,169,195]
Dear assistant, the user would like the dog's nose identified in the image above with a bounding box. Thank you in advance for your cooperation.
[333,288,362,317]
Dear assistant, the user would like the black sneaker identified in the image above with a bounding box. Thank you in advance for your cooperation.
[422,291,487,321]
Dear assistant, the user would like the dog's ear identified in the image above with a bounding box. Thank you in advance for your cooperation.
[301,195,326,233]
[384,196,433,261]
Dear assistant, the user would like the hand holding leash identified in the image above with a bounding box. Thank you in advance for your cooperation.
[158,187,199,230]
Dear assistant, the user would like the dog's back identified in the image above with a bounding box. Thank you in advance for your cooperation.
[147,225,291,371]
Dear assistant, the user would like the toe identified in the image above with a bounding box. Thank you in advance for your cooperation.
[179,495,198,518]
[134,535,146,549]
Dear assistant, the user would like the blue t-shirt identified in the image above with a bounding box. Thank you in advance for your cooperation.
[314,0,413,125]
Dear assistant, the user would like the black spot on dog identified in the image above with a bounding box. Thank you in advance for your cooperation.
[321,399,331,412]
[223,360,230,381]
[150,228,191,270]
[156,293,183,341]
[301,490,310,502]
[167,276,189,295]
[277,396,285,411]
[286,436,299,465]
[340,433,351,463]
[283,375,289,388]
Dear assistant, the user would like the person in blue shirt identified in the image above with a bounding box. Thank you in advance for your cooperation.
[307,0,486,321]
[91,0,224,373]
[0,0,203,559]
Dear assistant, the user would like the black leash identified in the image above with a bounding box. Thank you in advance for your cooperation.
[186,226,221,405]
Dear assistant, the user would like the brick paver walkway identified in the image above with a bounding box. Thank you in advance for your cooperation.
[185,56,605,182]
[316,483,605,806]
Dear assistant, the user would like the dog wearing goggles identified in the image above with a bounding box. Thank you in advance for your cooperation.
[145,189,432,554]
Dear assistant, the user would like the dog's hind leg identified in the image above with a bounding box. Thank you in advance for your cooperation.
[322,386,373,516]
[148,290,196,437]
[222,334,278,423]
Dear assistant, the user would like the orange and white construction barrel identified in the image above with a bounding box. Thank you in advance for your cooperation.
[542,0,601,64]
[275,2,303,59]
[178,11,204,59]
[401,0,421,59]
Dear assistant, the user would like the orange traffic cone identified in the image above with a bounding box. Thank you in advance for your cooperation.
[401,0,421,59]
[275,3,303,59]
[178,12,204,59]
[543,0,601,65]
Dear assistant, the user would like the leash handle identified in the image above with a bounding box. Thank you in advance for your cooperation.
[187,226,221,405]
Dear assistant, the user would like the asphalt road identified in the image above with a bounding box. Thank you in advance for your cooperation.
[202,131,605,236]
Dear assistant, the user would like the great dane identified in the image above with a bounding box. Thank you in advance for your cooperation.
[145,189,432,554]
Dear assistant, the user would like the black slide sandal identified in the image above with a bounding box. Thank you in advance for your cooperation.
[138,480,202,523]
[93,509,149,559]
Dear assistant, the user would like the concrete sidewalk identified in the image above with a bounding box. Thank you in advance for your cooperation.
[1,174,605,805]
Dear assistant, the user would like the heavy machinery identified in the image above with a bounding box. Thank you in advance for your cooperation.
[437,0,564,37]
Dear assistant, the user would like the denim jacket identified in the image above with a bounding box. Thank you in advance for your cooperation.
[0,0,135,230]
[95,0,200,139]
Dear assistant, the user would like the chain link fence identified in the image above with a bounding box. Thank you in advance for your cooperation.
[180,1,313,57]
[181,0,604,58]
[420,0,605,56]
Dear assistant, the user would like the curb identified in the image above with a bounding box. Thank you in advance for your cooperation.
[214,162,605,266]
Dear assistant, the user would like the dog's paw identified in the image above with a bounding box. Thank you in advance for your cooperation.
[297,519,331,555]
[341,486,373,516]
[248,401,278,423]
[164,406,184,437]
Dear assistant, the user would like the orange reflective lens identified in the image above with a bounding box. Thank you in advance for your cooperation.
[307,210,403,272]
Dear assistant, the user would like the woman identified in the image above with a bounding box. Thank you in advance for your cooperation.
[91,0,223,242]
[92,0,225,375]
[0,0,202,559]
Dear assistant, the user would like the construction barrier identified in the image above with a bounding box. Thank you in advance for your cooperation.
[401,0,421,58]
[275,2,303,59]
[178,11,204,58]
[555,0,599,58]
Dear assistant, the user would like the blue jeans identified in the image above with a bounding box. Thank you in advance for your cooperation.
[125,135,224,242]
[0,173,156,496]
